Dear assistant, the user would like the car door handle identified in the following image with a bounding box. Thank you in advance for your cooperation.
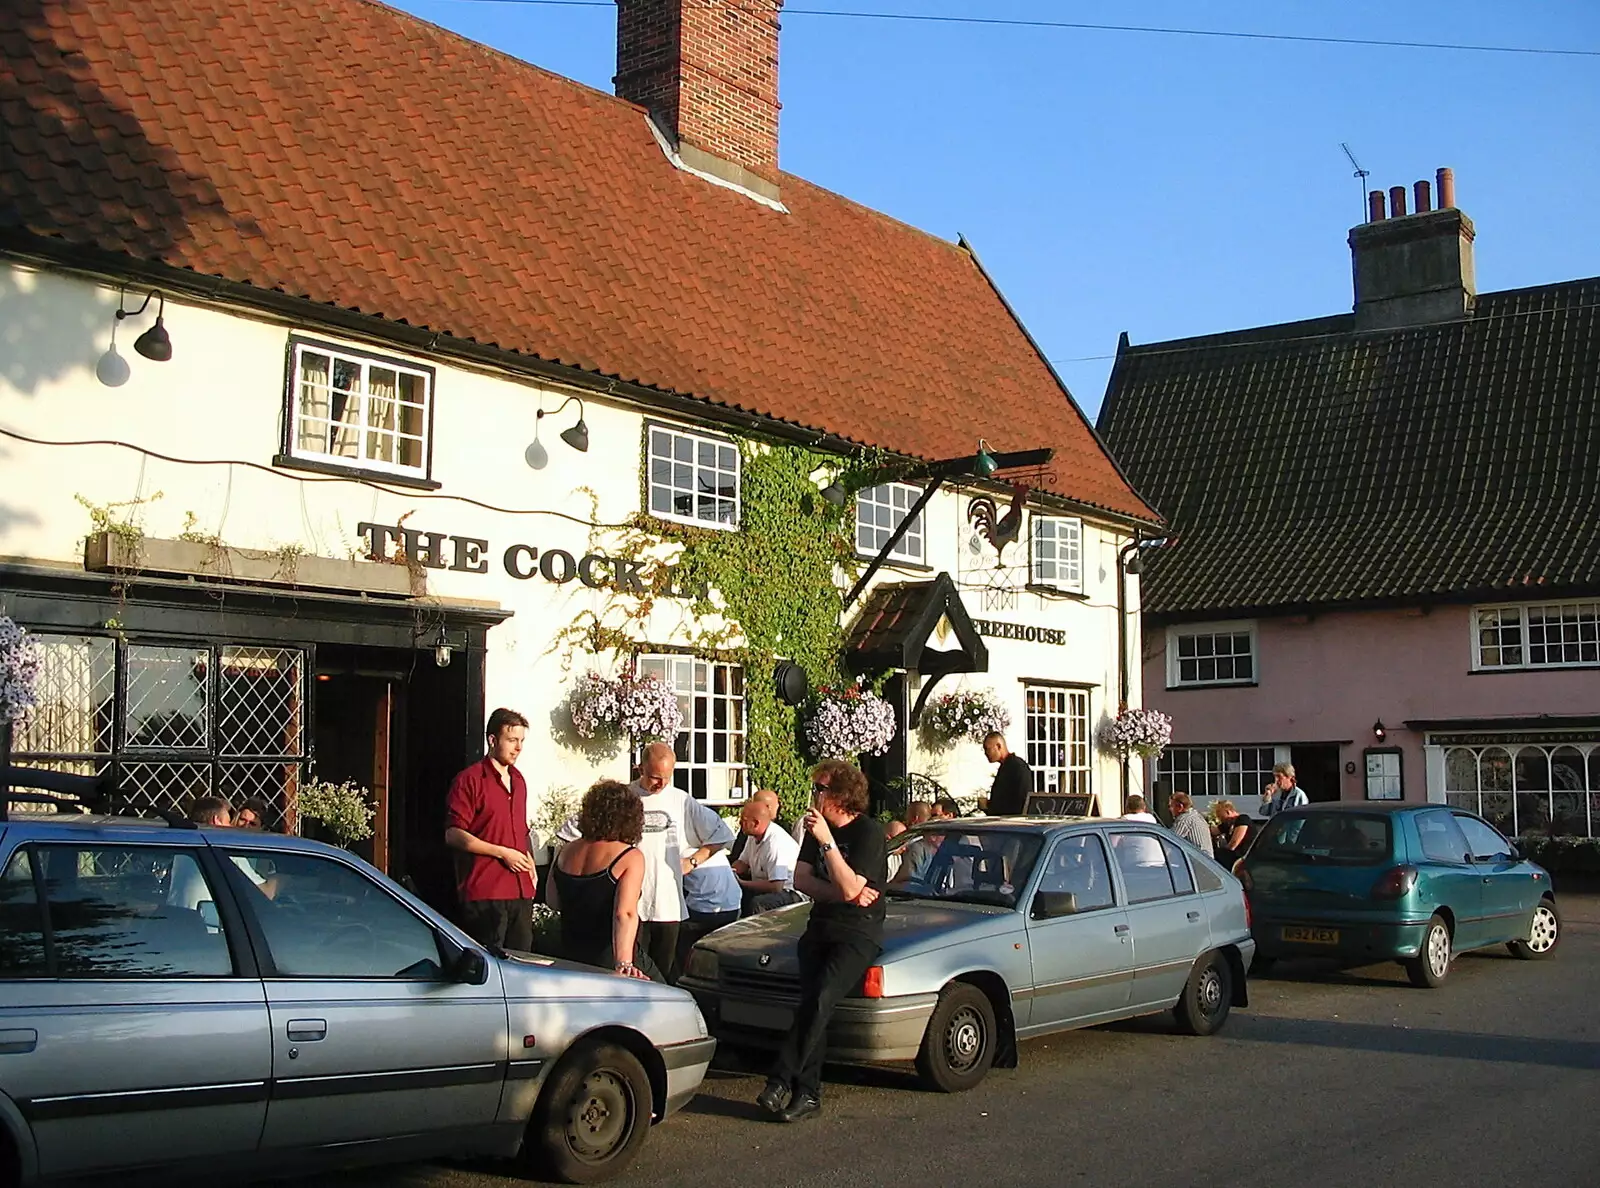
[1187,910,1201,921]
[0,1029,38,1055]
[1114,924,1130,934]
[286,1019,328,1042]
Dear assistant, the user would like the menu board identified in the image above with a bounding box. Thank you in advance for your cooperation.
[1024,793,1098,817]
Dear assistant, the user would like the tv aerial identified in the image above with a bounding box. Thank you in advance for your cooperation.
[1341,143,1371,219]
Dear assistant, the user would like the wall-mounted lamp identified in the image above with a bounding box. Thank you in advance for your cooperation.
[530,395,588,465]
[432,624,455,669]
[819,478,848,507]
[1372,719,1387,742]
[972,439,999,477]
[117,289,172,362]
[1121,536,1173,576]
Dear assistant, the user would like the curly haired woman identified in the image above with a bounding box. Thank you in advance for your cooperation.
[549,779,661,980]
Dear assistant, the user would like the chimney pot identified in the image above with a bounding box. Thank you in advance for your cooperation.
[1349,169,1475,330]
[1388,185,1408,218]
[1367,190,1387,222]
[1436,167,1455,209]
[1414,180,1432,213]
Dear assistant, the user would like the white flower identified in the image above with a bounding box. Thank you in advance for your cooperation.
[1096,708,1173,760]
[924,688,1010,743]
[297,779,376,844]
[567,670,684,744]
[805,684,897,758]
[0,616,42,727]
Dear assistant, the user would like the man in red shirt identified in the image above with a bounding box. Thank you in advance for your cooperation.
[444,707,537,950]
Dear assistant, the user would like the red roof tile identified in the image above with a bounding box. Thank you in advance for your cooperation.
[0,0,1156,522]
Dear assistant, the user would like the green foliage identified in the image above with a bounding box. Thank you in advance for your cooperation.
[1517,834,1600,876]
[298,779,376,846]
[76,491,163,546]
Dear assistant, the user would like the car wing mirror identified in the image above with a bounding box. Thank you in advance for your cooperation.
[1032,891,1079,920]
[448,945,489,985]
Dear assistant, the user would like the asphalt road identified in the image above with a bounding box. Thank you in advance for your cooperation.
[310,894,1600,1188]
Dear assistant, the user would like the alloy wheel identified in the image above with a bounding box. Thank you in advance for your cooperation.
[1527,904,1559,953]
[1426,923,1450,979]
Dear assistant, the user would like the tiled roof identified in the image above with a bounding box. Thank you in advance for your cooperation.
[0,0,1155,524]
[1097,277,1600,617]
[844,573,986,673]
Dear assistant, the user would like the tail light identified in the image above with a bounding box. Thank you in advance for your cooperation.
[1243,889,1252,930]
[859,966,884,998]
[1371,864,1419,900]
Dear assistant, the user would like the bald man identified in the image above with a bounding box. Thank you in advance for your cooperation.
[734,790,804,913]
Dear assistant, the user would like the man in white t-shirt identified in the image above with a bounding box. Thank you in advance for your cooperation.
[734,791,804,914]
[558,742,732,982]
[1121,793,1158,823]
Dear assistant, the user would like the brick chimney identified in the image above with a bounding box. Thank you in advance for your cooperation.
[1349,167,1476,330]
[616,0,783,199]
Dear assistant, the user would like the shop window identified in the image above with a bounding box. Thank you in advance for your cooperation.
[646,425,740,530]
[1024,685,1089,798]
[638,655,748,803]
[1030,516,1082,591]
[1167,622,1256,687]
[1441,737,1600,837]
[855,483,924,564]
[285,338,433,480]
[1474,601,1600,670]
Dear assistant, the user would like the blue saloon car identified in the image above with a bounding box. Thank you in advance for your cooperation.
[1237,803,1560,988]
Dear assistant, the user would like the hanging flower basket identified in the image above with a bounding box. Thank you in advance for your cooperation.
[1096,707,1173,761]
[805,683,897,759]
[0,615,42,728]
[923,688,1011,746]
[566,670,683,744]
[296,779,376,846]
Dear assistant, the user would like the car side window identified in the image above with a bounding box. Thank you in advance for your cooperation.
[1416,811,1471,865]
[1109,831,1177,903]
[233,850,446,979]
[1035,834,1116,913]
[0,844,234,978]
[1161,837,1196,895]
[1454,815,1515,862]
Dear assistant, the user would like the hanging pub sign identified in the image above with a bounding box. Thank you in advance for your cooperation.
[356,522,708,600]
[1024,792,1098,817]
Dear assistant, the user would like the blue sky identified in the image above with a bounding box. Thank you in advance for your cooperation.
[392,1,1599,419]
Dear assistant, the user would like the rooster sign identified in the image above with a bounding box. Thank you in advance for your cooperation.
[966,483,1029,568]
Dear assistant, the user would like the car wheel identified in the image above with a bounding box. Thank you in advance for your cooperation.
[1404,914,1452,989]
[525,1041,652,1184]
[915,982,997,1093]
[1173,951,1233,1036]
[1508,898,1561,960]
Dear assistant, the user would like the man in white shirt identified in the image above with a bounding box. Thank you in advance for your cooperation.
[1115,794,1167,868]
[1121,793,1158,823]
[558,741,732,982]
[734,791,804,913]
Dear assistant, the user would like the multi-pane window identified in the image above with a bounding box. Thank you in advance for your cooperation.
[647,426,740,529]
[10,633,306,830]
[1030,517,1082,591]
[1157,746,1280,802]
[288,339,433,479]
[1474,602,1600,670]
[1168,624,1256,686]
[638,655,747,803]
[1443,739,1600,838]
[1024,685,1090,799]
[855,483,925,563]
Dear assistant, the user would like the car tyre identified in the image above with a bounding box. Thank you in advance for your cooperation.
[524,1041,653,1184]
[1508,898,1561,960]
[1173,950,1232,1036]
[1404,914,1452,989]
[915,982,997,1093]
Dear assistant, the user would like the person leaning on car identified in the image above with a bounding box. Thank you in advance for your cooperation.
[758,759,887,1124]
[444,707,537,952]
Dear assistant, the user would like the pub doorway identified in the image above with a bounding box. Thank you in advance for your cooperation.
[1290,744,1342,804]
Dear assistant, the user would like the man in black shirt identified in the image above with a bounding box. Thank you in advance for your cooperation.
[757,759,886,1124]
[984,732,1033,817]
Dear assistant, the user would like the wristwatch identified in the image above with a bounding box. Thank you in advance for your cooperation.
[817,842,836,856]
[689,855,701,869]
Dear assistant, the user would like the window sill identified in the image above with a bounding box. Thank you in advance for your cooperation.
[853,552,932,573]
[273,454,441,491]
[1027,583,1088,600]
[1469,663,1600,675]
[1164,681,1260,692]
[648,510,741,534]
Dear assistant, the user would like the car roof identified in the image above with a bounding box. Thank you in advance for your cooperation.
[903,816,1107,835]
[1276,802,1430,815]
[0,814,352,856]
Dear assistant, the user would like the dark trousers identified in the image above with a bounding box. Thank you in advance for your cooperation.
[639,919,681,983]
[770,930,880,1099]
[460,897,533,952]
[679,908,739,970]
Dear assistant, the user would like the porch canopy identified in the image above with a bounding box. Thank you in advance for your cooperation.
[844,573,987,726]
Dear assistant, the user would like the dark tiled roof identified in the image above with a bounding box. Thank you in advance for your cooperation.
[0,0,1156,524]
[845,573,986,673]
[1097,277,1600,617]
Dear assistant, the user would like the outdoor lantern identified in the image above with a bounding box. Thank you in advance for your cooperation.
[1373,719,1387,742]
[774,660,809,706]
[432,625,453,669]
[536,395,589,455]
[114,289,173,362]
[973,439,998,477]
[819,480,848,508]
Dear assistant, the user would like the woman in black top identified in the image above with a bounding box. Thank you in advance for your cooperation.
[549,779,660,981]
[1212,799,1257,871]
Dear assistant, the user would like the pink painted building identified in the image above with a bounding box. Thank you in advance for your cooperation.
[1098,170,1600,837]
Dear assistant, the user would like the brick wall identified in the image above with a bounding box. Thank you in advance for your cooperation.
[615,0,783,178]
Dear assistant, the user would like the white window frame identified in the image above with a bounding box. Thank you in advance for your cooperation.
[855,482,925,565]
[1472,600,1600,671]
[646,424,741,531]
[1438,736,1600,838]
[637,655,748,804]
[1156,745,1286,804]
[1030,515,1083,591]
[1166,621,1258,688]
[285,338,434,480]
[1024,685,1091,800]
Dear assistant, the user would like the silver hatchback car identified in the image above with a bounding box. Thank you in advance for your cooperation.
[682,818,1253,1092]
[0,811,713,1186]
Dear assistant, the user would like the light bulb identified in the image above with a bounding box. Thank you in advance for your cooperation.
[96,344,131,387]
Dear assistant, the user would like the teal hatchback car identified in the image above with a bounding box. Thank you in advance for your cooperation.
[1237,804,1560,988]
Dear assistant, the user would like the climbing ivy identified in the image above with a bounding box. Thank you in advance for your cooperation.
[554,438,885,820]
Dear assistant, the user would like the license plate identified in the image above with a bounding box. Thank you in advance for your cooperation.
[1281,925,1340,944]
[722,1000,792,1031]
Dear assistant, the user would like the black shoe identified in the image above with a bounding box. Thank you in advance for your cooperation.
[756,1079,789,1117]
[778,1092,821,1123]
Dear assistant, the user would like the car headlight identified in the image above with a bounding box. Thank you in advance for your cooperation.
[683,946,719,982]
[693,1005,709,1039]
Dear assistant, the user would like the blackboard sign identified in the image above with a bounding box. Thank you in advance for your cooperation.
[1024,793,1098,817]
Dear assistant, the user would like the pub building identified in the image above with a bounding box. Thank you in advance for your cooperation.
[0,0,1162,914]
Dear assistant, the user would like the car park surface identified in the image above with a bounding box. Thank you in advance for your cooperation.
[0,810,713,1186]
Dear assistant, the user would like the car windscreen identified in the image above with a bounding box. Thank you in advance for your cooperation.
[1253,813,1392,866]
[885,827,1043,907]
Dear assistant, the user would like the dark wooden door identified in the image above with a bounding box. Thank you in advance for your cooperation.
[1290,744,1343,803]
